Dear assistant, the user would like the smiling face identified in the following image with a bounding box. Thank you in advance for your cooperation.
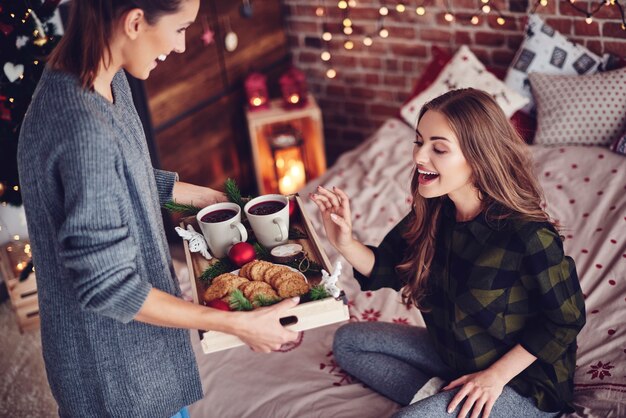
[413,110,475,201]
[121,0,200,79]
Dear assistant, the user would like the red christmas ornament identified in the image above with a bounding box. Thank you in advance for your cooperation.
[228,242,256,267]
[288,198,298,218]
[207,299,231,311]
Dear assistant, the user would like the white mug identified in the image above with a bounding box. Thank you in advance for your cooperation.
[196,202,248,258]
[244,194,289,249]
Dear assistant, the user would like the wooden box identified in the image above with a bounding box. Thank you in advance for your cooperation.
[181,195,349,354]
[0,242,40,332]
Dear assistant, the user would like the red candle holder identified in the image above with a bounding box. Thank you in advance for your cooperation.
[244,72,269,111]
[279,67,308,109]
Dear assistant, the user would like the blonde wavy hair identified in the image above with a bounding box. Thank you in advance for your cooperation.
[397,88,555,309]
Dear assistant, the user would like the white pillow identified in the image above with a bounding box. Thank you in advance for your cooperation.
[505,14,606,114]
[400,45,529,128]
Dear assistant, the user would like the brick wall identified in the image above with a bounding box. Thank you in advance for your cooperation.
[282,0,626,163]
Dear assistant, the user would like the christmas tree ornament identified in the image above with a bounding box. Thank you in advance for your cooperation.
[175,224,212,260]
[224,18,238,52]
[207,299,231,311]
[0,22,14,37]
[228,242,256,267]
[288,198,298,218]
[3,63,24,83]
[200,15,214,46]
[320,261,343,298]
[0,182,5,197]
[240,0,254,18]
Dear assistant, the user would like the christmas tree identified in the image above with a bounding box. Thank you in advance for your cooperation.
[0,0,62,206]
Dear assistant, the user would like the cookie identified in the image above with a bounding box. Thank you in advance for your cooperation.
[276,276,310,298]
[239,281,274,300]
[211,273,243,287]
[271,270,304,289]
[249,260,274,281]
[239,260,259,279]
[262,264,290,284]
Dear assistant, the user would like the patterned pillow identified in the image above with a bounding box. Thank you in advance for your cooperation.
[611,129,626,155]
[505,14,606,114]
[530,67,626,146]
[400,45,529,128]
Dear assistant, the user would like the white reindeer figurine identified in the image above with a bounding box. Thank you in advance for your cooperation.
[320,261,343,298]
[175,224,212,260]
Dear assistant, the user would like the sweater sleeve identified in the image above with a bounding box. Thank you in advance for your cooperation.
[519,227,586,364]
[353,214,411,292]
[56,126,152,323]
[153,168,178,206]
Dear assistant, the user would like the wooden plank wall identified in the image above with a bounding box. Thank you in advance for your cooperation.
[145,0,290,195]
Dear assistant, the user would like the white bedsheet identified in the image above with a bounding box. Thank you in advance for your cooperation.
[187,118,626,417]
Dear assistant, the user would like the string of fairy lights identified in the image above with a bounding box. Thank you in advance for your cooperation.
[315,0,626,79]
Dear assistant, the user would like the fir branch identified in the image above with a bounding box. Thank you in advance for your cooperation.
[163,200,201,216]
[224,178,246,209]
[199,259,235,282]
[309,284,331,300]
[253,242,271,260]
[229,289,254,311]
[254,294,282,307]
[288,226,308,240]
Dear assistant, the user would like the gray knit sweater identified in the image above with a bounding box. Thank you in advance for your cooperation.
[17,68,203,417]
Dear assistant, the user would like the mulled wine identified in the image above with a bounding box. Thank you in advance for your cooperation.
[201,209,237,223]
[248,200,285,216]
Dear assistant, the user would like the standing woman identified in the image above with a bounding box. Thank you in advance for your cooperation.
[311,88,586,417]
[18,1,300,417]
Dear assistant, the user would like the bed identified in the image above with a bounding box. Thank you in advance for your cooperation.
[180,14,626,415]
[179,116,626,417]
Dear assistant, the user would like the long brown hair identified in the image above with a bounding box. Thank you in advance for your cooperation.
[397,88,555,309]
[48,0,183,90]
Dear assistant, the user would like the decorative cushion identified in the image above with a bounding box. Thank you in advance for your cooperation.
[404,46,452,104]
[505,14,606,114]
[400,45,529,128]
[530,67,626,146]
[611,129,626,155]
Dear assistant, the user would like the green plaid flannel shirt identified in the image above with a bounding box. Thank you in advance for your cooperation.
[354,200,586,412]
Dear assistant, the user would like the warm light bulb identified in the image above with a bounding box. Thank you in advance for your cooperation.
[416,6,426,15]
[289,94,300,104]
[9,98,14,103]
[343,18,352,27]
[338,1,348,9]
[321,51,331,61]
[471,16,479,24]
[481,0,489,3]
[363,36,373,46]
[315,7,324,16]
[251,97,263,106]
[444,13,454,22]
[326,68,337,79]
[497,17,505,25]
[585,16,593,24]
[34,60,39,65]
[396,3,406,13]
[540,0,548,5]
[482,5,491,13]
[13,185,19,191]
[379,28,389,38]
[343,26,353,35]
[322,31,332,41]
[13,235,20,241]
[344,40,354,50]
[379,6,389,16]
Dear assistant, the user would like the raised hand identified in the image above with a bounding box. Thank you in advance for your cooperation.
[310,186,354,251]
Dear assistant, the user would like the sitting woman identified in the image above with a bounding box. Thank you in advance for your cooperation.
[310,88,586,418]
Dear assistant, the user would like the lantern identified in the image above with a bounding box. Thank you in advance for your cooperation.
[279,67,308,109]
[244,72,269,111]
[269,125,307,195]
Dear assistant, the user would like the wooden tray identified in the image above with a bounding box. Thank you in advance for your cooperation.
[180,194,350,354]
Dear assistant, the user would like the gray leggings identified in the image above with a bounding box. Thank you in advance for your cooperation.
[333,322,558,418]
